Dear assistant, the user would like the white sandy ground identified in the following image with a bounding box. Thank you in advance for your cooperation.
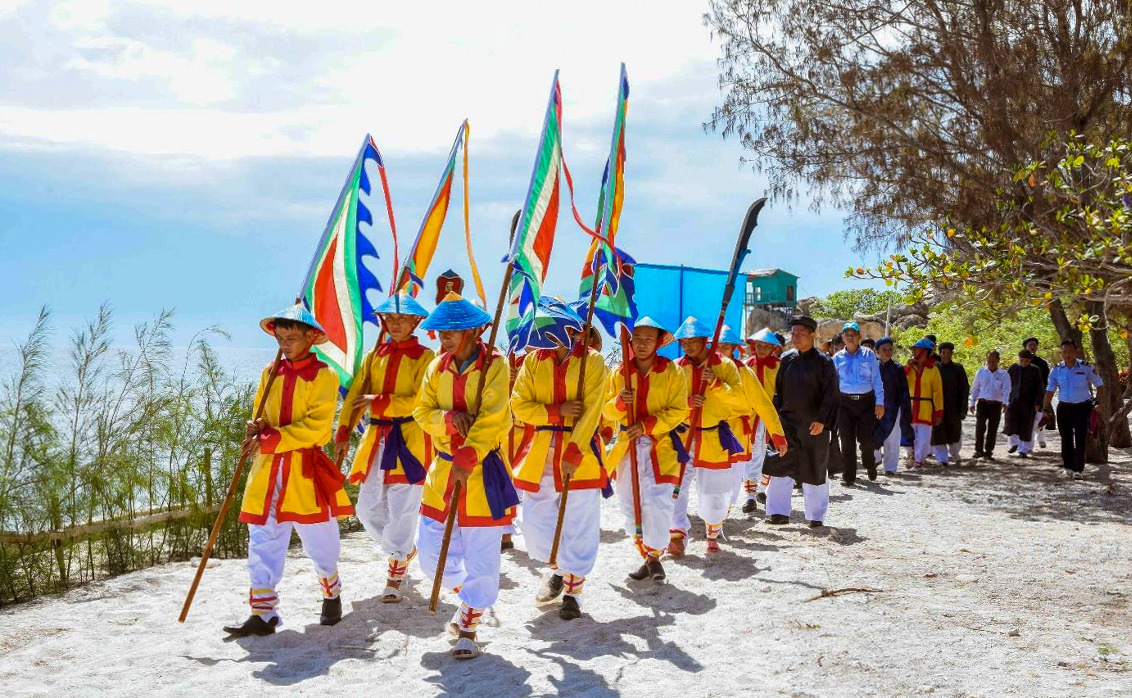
[2,421,1130,698]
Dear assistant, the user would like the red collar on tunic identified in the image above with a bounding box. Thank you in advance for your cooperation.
[677,352,722,368]
[439,342,499,375]
[278,353,324,381]
[378,336,426,360]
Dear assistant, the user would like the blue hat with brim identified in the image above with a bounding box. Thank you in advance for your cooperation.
[875,337,894,349]
[375,292,429,318]
[420,292,492,331]
[718,324,742,346]
[747,327,782,347]
[528,297,585,350]
[634,316,674,348]
[673,316,712,341]
[912,337,934,350]
[842,321,861,333]
[260,303,330,345]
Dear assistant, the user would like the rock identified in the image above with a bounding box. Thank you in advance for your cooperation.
[895,313,929,330]
[1007,628,1021,637]
[797,297,820,316]
[746,307,789,335]
[955,574,978,583]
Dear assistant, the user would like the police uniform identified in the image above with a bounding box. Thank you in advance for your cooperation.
[1047,358,1103,473]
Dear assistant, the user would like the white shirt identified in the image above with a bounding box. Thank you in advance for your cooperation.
[969,366,1011,407]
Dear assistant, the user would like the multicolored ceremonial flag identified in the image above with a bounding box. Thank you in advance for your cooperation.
[396,120,487,305]
[299,134,393,389]
[505,72,563,351]
[578,64,636,333]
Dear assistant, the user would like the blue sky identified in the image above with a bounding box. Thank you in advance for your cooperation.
[0,0,884,356]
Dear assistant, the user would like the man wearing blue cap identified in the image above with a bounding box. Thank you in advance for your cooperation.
[335,292,434,604]
[872,338,911,474]
[763,316,839,527]
[224,304,355,637]
[413,292,518,660]
[738,327,784,511]
[832,322,885,484]
[670,316,749,554]
[510,298,608,620]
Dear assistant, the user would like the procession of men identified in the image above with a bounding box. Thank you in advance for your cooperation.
[211,270,1106,661]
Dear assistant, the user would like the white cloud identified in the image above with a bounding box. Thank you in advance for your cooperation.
[1,0,722,159]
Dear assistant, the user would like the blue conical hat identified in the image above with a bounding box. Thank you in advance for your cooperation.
[527,297,585,350]
[259,303,329,345]
[420,292,492,331]
[633,316,674,348]
[912,337,934,350]
[747,327,782,347]
[673,316,712,340]
[375,291,429,318]
[718,324,742,346]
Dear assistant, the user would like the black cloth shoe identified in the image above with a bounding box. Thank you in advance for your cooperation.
[765,514,790,525]
[223,615,279,637]
[559,595,582,620]
[984,453,995,461]
[867,467,878,481]
[841,478,856,487]
[320,597,342,626]
[536,573,564,604]
[741,499,758,514]
[756,492,767,505]
[647,558,666,583]
[628,562,651,581]
[808,520,824,529]
[1008,445,1018,454]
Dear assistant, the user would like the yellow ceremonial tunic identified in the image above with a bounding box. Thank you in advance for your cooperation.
[414,344,515,527]
[337,338,435,485]
[677,354,748,469]
[239,354,354,525]
[603,357,690,486]
[726,357,786,460]
[510,346,610,493]
[747,354,780,401]
[905,360,945,425]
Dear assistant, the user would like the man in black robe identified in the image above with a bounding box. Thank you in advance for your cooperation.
[763,316,840,528]
[1023,337,1051,448]
[930,342,970,465]
[1004,350,1044,459]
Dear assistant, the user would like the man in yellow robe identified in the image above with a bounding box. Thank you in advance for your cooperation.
[413,292,518,660]
[335,292,434,604]
[604,317,689,583]
[510,299,608,620]
[669,317,749,555]
[224,304,354,638]
[738,328,784,512]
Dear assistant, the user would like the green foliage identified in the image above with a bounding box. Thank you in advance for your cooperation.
[809,289,903,320]
[0,306,256,604]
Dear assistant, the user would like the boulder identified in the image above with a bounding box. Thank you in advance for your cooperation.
[894,313,929,330]
[745,307,789,335]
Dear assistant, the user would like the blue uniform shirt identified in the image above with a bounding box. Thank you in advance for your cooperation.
[833,346,885,402]
[1046,360,1103,404]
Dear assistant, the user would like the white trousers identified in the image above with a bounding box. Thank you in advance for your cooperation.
[417,516,504,610]
[673,465,733,533]
[932,437,962,464]
[733,422,767,503]
[356,449,423,561]
[247,469,341,621]
[1008,434,1034,454]
[1032,412,1047,445]
[911,423,933,463]
[615,437,675,555]
[765,476,829,523]
[875,408,902,473]
[521,462,601,581]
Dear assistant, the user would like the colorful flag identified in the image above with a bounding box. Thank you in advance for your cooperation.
[299,135,392,389]
[396,120,486,305]
[579,64,636,333]
[505,72,564,351]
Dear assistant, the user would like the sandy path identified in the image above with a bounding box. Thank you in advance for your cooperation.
[1,423,1130,697]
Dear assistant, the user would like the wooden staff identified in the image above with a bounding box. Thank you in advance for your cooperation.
[547,260,602,566]
[179,348,284,623]
[673,198,766,498]
[621,326,644,541]
[429,209,521,613]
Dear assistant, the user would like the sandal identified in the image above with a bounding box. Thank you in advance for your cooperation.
[381,584,403,604]
[451,636,480,660]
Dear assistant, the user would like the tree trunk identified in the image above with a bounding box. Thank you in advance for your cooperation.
[1084,301,1128,462]
[1047,299,1082,346]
